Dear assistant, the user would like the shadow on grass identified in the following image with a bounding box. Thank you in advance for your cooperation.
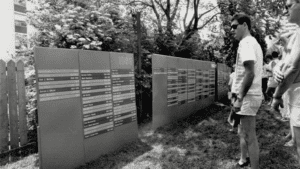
[138,103,300,169]
[0,142,38,167]
[74,102,300,169]
[76,139,152,169]
[137,104,242,169]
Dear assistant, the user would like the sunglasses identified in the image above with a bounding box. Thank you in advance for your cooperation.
[231,24,239,30]
[285,3,295,10]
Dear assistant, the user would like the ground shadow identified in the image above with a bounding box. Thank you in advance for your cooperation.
[76,139,152,169]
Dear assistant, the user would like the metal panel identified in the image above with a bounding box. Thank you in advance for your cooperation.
[152,54,168,129]
[35,47,84,169]
[109,52,138,149]
[79,50,116,162]
[194,61,215,110]
[194,60,204,110]
[184,59,197,117]
[217,63,222,100]
[166,56,179,122]
[152,56,218,128]
[207,62,216,104]
[176,57,188,120]
[217,63,228,100]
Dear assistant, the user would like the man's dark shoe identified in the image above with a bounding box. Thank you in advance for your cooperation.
[237,157,250,168]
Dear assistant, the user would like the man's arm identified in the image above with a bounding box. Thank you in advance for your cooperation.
[273,61,285,83]
[273,31,300,99]
[239,60,255,99]
[228,76,233,90]
[265,62,272,72]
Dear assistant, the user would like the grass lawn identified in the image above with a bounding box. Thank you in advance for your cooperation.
[1,102,299,169]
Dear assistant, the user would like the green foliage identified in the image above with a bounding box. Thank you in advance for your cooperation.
[217,0,277,67]
[28,0,138,53]
[27,0,159,123]
[28,1,109,50]
[129,0,221,61]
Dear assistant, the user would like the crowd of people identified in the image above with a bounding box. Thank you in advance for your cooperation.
[226,0,300,168]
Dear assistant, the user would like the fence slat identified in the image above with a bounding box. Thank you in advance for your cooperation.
[0,60,9,153]
[7,60,19,149]
[17,61,27,146]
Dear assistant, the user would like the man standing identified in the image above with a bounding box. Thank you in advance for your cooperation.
[272,0,300,165]
[231,13,263,169]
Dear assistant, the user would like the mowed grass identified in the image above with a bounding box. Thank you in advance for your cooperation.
[0,154,39,169]
[2,102,300,169]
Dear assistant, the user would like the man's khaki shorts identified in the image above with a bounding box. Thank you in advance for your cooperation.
[236,95,262,116]
[289,105,300,127]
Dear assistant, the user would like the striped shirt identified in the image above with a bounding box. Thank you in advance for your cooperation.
[284,28,300,107]
[231,36,263,96]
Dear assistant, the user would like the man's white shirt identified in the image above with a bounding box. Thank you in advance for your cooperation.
[231,36,263,96]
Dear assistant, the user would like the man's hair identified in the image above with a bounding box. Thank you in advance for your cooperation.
[231,13,251,30]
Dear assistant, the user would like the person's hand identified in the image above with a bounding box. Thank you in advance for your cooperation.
[232,96,243,112]
[271,97,284,112]
[231,94,237,105]
[273,64,284,83]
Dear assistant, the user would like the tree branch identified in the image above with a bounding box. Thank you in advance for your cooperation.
[126,0,153,7]
[171,0,180,21]
[166,0,171,19]
[154,0,165,11]
[197,13,220,30]
[197,6,218,20]
[183,0,190,30]
[150,0,163,33]
[193,0,199,29]
[187,17,195,30]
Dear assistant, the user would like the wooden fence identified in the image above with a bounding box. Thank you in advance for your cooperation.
[0,59,28,159]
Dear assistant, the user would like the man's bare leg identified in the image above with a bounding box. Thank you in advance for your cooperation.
[240,116,259,169]
[293,126,300,165]
[238,124,248,163]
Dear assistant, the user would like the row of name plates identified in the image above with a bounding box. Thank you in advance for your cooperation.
[38,69,136,139]
[165,68,215,107]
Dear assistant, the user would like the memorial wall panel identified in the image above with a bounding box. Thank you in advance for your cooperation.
[152,55,217,128]
[195,61,215,109]
[184,59,197,115]
[79,50,116,162]
[176,58,188,119]
[177,58,188,106]
[35,47,85,169]
[217,63,229,100]
[152,54,168,129]
[110,52,138,148]
[36,48,138,168]
[195,61,203,102]
[166,56,179,122]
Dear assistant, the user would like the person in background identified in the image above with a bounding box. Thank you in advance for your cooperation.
[228,64,236,132]
[272,22,299,147]
[271,21,299,145]
[262,62,269,103]
[231,13,263,169]
[272,0,300,165]
[265,47,280,106]
[263,55,272,103]
[228,64,236,99]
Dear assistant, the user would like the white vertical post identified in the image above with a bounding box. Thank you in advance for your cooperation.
[0,0,15,61]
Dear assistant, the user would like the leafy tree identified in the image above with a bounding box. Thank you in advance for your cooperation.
[128,0,220,58]
[28,0,133,52]
[27,0,158,123]
[217,0,285,66]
